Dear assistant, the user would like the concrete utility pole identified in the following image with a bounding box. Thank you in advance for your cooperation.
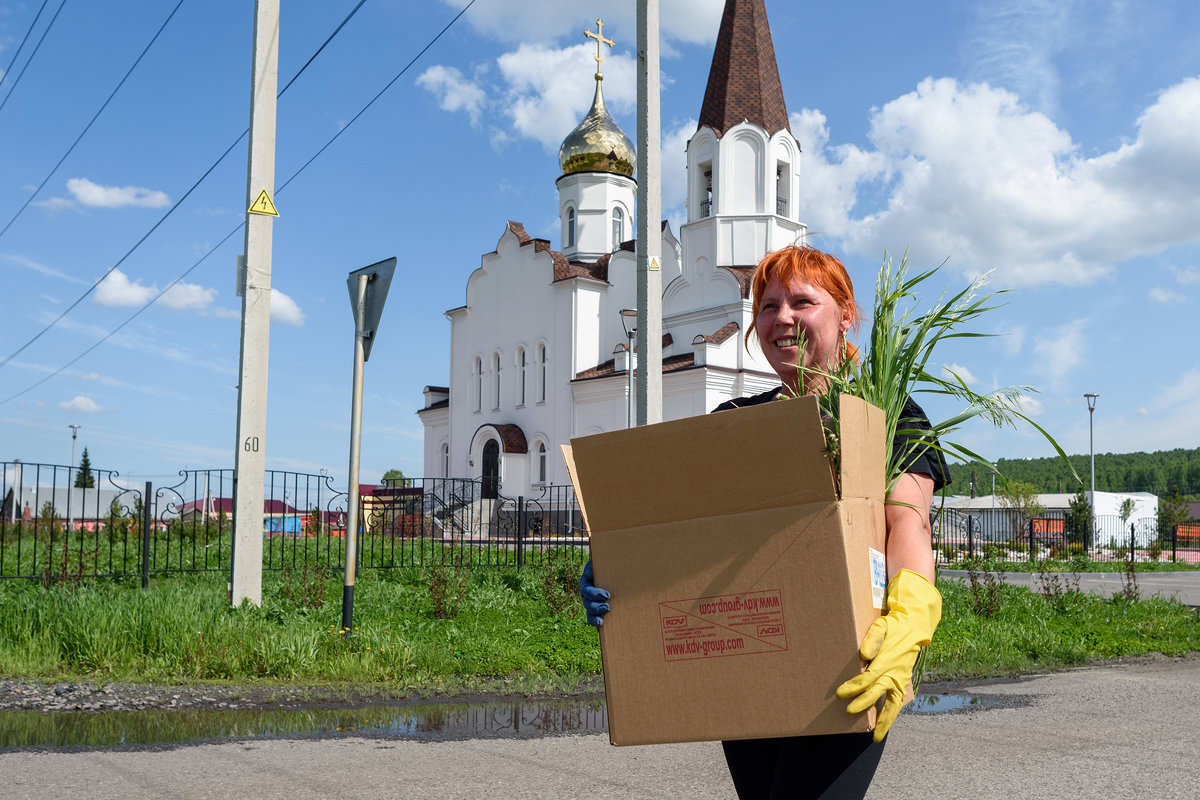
[231,0,279,607]
[636,0,662,426]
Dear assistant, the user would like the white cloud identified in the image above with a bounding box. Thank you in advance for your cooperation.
[66,177,170,208]
[1014,393,1045,417]
[160,281,217,311]
[1106,368,1200,453]
[662,118,696,224]
[493,42,637,151]
[2,254,89,284]
[1149,287,1185,303]
[791,76,1200,288]
[943,363,980,384]
[94,269,217,312]
[1169,264,1200,284]
[963,0,1071,115]
[416,65,487,125]
[1032,321,1085,387]
[57,395,102,413]
[94,269,156,306]
[270,289,305,326]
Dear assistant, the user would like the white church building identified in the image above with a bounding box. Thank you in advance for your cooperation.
[419,0,804,498]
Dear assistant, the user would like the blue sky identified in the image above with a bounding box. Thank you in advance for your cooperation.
[2,0,1198,490]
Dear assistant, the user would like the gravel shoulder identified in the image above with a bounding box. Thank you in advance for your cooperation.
[2,653,1193,714]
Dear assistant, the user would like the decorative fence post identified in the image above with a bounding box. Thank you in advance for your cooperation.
[515,496,525,569]
[141,481,152,589]
[967,515,975,559]
[1172,524,1177,563]
[1028,518,1035,560]
[1129,522,1136,559]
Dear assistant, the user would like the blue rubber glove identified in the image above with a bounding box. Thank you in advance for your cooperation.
[579,559,611,627]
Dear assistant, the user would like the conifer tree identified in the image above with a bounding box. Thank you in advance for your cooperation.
[74,447,96,489]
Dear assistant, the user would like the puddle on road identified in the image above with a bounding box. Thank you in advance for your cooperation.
[0,698,608,751]
[0,692,990,750]
[907,693,992,713]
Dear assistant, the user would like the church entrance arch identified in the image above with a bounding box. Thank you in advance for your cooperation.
[481,439,500,499]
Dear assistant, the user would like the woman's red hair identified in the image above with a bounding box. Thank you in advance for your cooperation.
[745,244,864,362]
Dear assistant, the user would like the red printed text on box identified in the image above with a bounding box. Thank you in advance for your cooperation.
[658,589,788,662]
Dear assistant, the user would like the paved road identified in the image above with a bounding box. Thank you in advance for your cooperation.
[940,569,1200,606]
[3,655,1197,799]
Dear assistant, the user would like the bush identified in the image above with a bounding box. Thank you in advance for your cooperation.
[540,547,586,616]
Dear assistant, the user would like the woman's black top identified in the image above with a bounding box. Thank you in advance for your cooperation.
[712,387,950,491]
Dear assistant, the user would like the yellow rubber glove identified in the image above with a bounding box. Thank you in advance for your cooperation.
[835,569,942,742]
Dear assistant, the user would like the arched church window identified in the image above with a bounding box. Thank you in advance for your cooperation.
[612,207,624,249]
[473,357,482,412]
[567,207,576,248]
[492,352,501,410]
[538,343,547,403]
[518,348,527,406]
[537,442,547,484]
[776,161,790,216]
[441,443,449,478]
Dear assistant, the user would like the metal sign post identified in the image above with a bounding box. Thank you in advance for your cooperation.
[341,258,396,634]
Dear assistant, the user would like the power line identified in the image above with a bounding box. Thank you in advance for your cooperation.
[0,225,244,405]
[1,0,474,405]
[0,0,52,93]
[0,0,69,118]
[0,0,370,371]
[0,0,186,242]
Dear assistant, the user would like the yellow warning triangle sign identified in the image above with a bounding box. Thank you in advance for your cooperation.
[248,188,279,217]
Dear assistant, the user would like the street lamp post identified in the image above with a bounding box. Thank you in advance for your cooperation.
[318,468,329,538]
[620,309,637,428]
[67,424,81,532]
[1084,393,1099,546]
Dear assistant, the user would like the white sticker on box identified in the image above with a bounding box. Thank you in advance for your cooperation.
[869,547,887,610]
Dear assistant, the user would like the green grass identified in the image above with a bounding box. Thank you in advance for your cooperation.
[927,579,1200,681]
[0,566,1195,694]
[0,560,600,695]
[941,558,1200,573]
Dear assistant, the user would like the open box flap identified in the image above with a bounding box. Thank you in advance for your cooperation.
[566,395,838,533]
[836,394,886,502]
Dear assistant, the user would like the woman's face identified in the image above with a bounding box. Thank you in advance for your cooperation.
[755,272,852,393]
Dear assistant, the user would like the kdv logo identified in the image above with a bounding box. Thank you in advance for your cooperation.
[662,615,687,628]
[757,624,783,637]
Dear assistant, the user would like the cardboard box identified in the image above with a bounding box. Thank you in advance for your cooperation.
[563,394,889,746]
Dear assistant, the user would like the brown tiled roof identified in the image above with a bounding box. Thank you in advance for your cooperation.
[505,220,532,244]
[477,423,527,454]
[696,321,740,345]
[698,0,790,137]
[497,220,606,284]
[573,353,697,381]
[720,265,755,298]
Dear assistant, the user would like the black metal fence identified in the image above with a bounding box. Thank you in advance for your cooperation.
[930,506,1198,564]
[1,461,587,582]
[4,460,1197,583]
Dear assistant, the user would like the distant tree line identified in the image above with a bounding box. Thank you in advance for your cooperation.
[946,447,1200,499]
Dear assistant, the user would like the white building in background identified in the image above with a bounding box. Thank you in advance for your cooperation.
[939,491,1161,546]
[419,1,805,498]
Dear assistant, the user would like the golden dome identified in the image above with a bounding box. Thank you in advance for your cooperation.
[558,79,635,178]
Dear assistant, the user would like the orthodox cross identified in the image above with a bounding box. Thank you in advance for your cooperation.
[585,19,614,78]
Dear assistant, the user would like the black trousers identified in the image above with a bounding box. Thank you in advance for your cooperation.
[721,733,885,799]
